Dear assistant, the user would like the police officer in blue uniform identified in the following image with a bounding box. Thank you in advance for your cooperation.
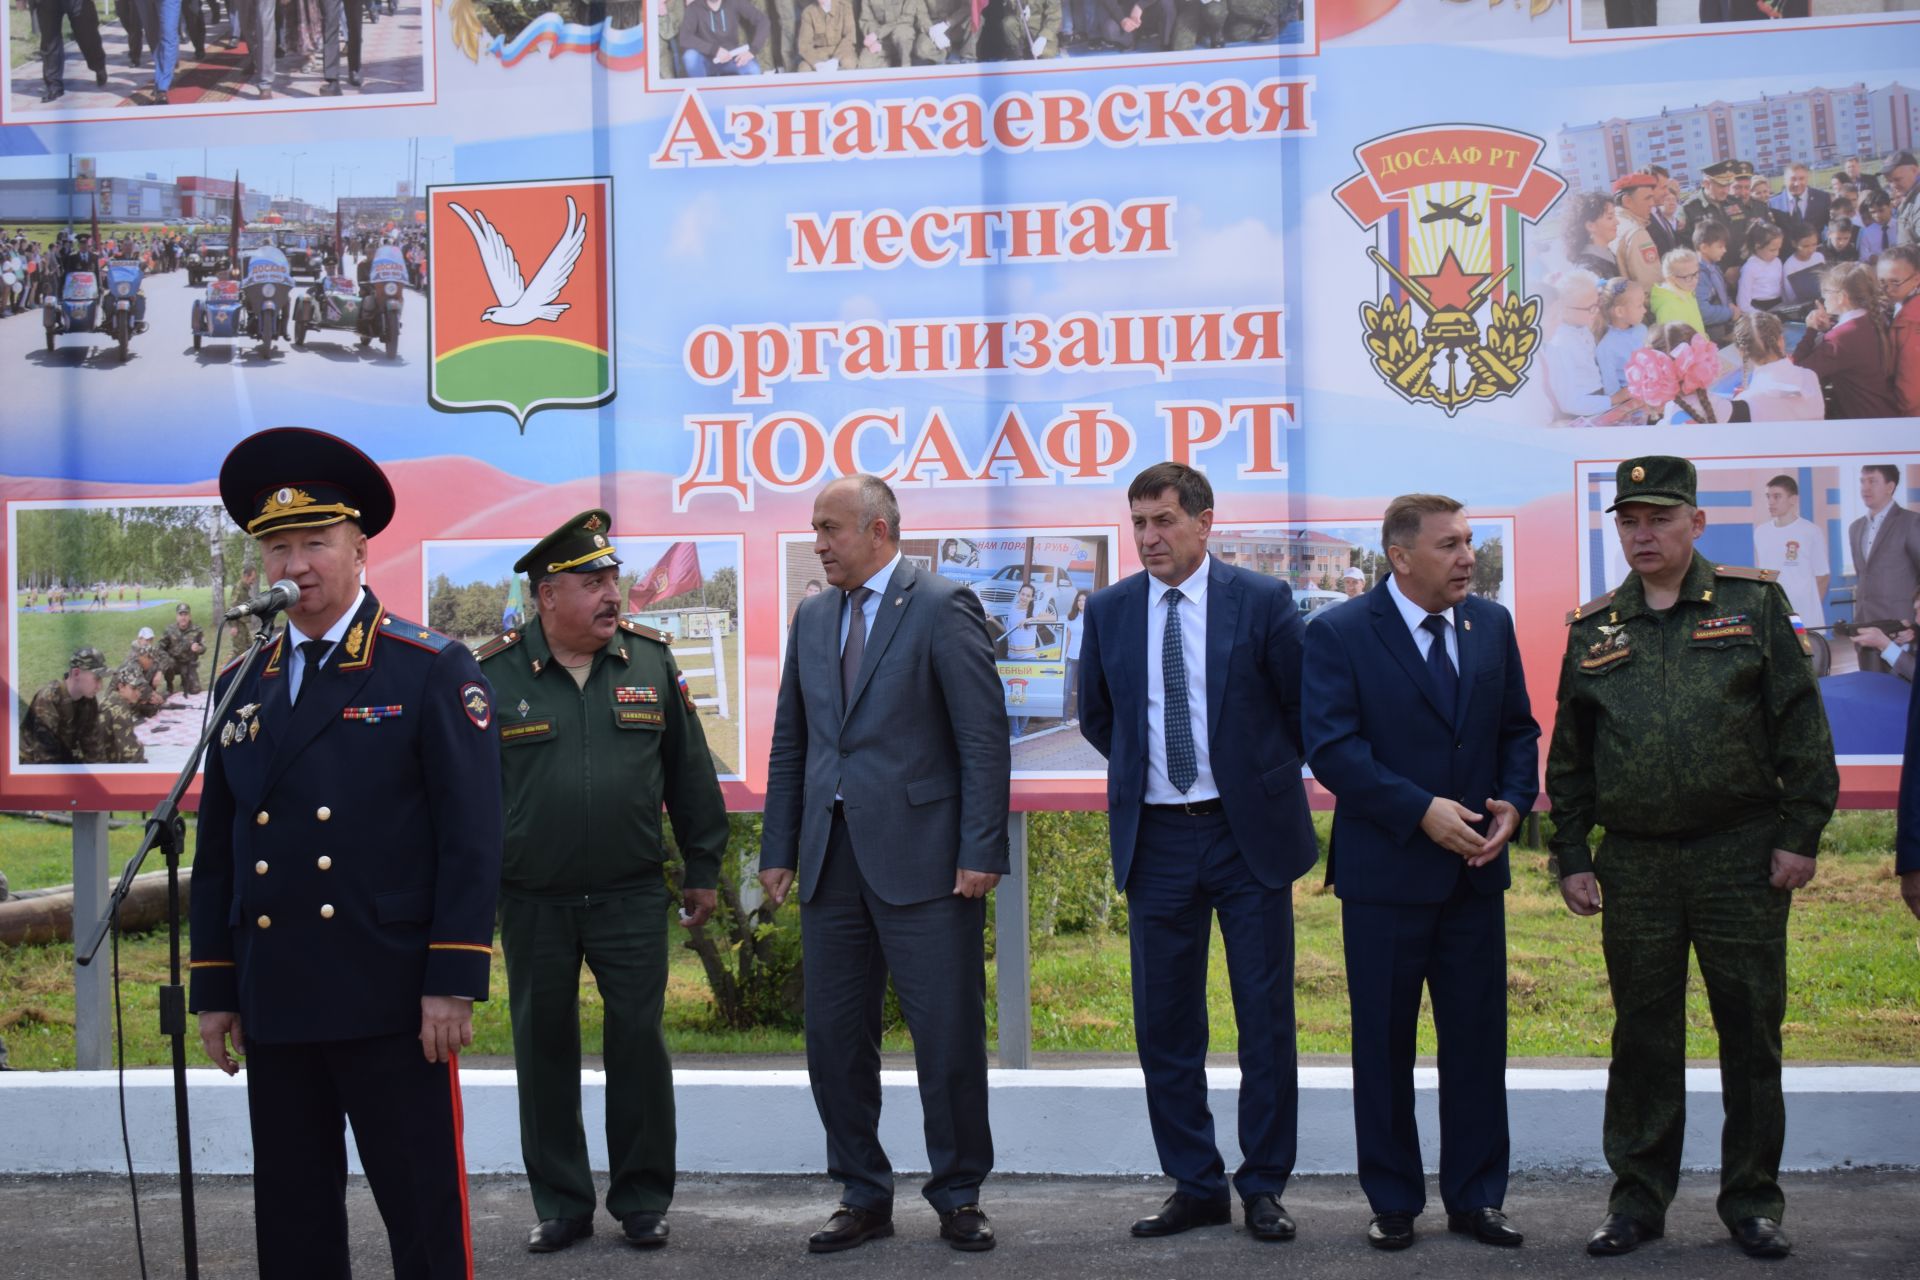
[189,427,503,1280]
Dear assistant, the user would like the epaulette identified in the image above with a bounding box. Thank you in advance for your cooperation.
[1566,591,1614,626]
[474,630,522,662]
[1713,564,1778,584]
[619,618,671,645]
[379,613,454,653]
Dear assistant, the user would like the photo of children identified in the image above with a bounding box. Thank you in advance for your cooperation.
[1577,454,1920,760]
[9,497,242,772]
[1541,88,1919,424]
[422,536,745,778]
[778,528,1113,777]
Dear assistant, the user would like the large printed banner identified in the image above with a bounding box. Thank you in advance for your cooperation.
[3,1,1917,810]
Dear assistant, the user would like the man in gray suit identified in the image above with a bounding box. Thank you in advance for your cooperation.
[1848,464,1920,675]
[760,474,1010,1254]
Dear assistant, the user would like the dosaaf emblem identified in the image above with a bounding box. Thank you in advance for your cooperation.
[428,176,615,431]
[1333,126,1567,416]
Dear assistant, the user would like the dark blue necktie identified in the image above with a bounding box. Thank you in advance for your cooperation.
[1163,588,1197,793]
[1422,614,1457,714]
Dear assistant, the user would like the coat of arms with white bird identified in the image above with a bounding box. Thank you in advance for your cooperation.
[448,195,588,327]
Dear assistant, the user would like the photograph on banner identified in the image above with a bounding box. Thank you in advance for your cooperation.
[1322,0,1567,47]
[1576,452,1919,762]
[1534,75,1918,424]
[420,536,745,778]
[1,138,445,386]
[777,528,1114,776]
[1214,517,1515,620]
[634,0,1317,87]
[1574,0,1920,43]
[7,496,254,774]
[3,0,435,121]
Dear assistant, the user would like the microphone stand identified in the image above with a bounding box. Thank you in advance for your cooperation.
[77,612,281,1280]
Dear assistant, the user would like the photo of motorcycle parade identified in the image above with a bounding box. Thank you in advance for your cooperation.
[4,0,430,118]
[8,498,260,772]
[0,139,446,377]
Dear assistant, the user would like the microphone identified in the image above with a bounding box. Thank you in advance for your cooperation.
[224,579,301,621]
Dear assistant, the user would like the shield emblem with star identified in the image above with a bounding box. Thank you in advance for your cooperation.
[428,177,615,430]
[1333,126,1567,417]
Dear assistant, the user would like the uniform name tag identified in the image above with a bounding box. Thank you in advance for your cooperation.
[502,719,554,741]
[342,705,404,722]
[617,708,665,727]
[1691,615,1754,640]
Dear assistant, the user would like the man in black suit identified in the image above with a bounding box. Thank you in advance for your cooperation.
[761,474,1009,1254]
[1646,166,1679,258]
[1078,461,1318,1244]
[191,427,503,1279]
[34,0,108,102]
[1303,494,1539,1251]
[1770,163,1832,235]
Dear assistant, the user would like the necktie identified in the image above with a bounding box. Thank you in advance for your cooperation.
[1795,198,1804,222]
[840,587,872,705]
[1422,615,1457,715]
[1162,588,1197,794]
[295,639,331,704]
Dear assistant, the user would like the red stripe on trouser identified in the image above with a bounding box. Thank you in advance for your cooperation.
[449,1051,474,1280]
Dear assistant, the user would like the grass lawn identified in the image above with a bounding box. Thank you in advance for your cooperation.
[2,812,1914,1070]
[14,586,224,698]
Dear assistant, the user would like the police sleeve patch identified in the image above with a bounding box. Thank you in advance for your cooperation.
[460,682,492,730]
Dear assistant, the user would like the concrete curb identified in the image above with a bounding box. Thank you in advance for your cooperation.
[5,1066,1917,1175]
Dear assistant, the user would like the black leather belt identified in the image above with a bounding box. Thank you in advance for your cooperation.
[1144,798,1225,816]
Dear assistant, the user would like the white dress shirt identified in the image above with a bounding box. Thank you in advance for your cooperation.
[1144,555,1218,804]
[1862,503,1895,566]
[286,586,366,703]
[1386,575,1458,670]
[838,551,901,655]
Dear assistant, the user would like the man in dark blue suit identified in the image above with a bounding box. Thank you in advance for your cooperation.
[1900,676,1920,919]
[1302,494,1539,1252]
[1079,461,1317,1243]
[190,427,503,1280]
[1769,163,1832,235]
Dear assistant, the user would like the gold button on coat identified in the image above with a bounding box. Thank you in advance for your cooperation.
[316,807,332,822]
[256,915,271,929]
[320,905,335,920]
[254,861,269,875]
[317,855,333,871]
[255,811,269,826]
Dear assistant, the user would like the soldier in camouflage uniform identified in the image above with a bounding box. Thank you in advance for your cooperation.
[996,0,1060,55]
[855,0,928,64]
[919,0,980,62]
[1168,0,1280,48]
[1547,456,1837,1263]
[96,677,151,763]
[18,647,146,765]
[156,603,207,695]
[114,635,168,719]
[227,563,260,653]
[1680,159,1758,281]
[655,0,683,77]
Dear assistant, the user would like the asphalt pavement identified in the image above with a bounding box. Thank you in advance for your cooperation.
[7,256,425,407]
[5,1169,1917,1278]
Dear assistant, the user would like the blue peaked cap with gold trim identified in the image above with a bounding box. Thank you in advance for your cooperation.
[219,427,396,539]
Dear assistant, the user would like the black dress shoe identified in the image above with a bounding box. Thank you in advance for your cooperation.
[153,90,169,105]
[1731,1217,1791,1259]
[1243,1193,1295,1241]
[1587,1213,1662,1257]
[95,65,108,86]
[939,1204,995,1252]
[348,69,361,86]
[1131,1192,1231,1238]
[622,1210,669,1248]
[1447,1207,1523,1247]
[808,1204,893,1254]
[1368,1212,1416,1250]
[320,80,342,96]
[40,86,64,102]
[525,1216,592,1253]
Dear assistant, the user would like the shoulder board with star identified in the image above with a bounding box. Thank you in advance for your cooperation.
[379,613,454,654]
[1565,591,1615,626]
[1713,564,1778,584]
[618,618,671,645]
[474,630,522,663]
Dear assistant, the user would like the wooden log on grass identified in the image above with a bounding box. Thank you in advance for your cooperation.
[0,869,192,946]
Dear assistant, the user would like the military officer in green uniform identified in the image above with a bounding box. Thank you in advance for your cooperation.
[1681,159,1757,280]
[1547,456,1837,1262]
[156,603,206,695]
[18,647,133,764]
[478,511,730,1255]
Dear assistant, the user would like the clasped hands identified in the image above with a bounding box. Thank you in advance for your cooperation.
[1419,794,1520,869]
